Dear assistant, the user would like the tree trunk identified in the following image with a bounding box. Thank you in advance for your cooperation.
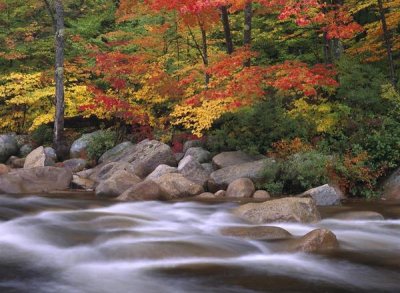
[377,0,396,86]
[243,1,252,66]
[220,6,233,54]
[53,0,66,158]
[200,26,210,85]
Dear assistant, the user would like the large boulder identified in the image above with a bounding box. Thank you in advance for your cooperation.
[208,159,273,191]
[24,146,57,168]
[98,141,134,164]
[178,155,210,187]
[0,167,72,194]
[95,170,142,198]
[80,161,142,184]
[183,140,204,153]
[226,178,255,198]
[146,164,178,181]
[0,164,11,175]
[19,144,33,157]
[70,130,103,159]
[184,147,211,163]
[383,168,400,200]
[0,135,18,163]
[286,229,339,253]
[220,226,292,240]
[118,180,163,201]
[155,173,204,200]
[300,184,343,206]
[100,140,177,177]
[233,197,320,224]
[212,151,265,169]
[71,175,96,190]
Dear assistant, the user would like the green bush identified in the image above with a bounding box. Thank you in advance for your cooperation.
[86,130,117,161]
[31,125,53,146]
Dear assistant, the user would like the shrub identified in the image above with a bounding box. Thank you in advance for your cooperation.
[31,124,53,146]
[86,130,117,161]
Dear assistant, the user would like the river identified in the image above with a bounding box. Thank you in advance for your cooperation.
[0,194,399,293]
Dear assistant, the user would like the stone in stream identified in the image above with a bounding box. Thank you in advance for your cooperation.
[118,180,163,201]
[71,175,96,190]
[226,178,255,198]
[195,192,216,199]
[253,190,271,199]
[60,158,88,173]
[80,161,142,184]
[332,211,384,220]
[220,226,292,240]
[215,190,226,197]
[155,173,204,200]
[0,134,18,163]
[233,197,320,224]
[6,156,25,168]
[300,184,344,206]
[95,170,142,198]
[284,229,339,253]
[24,146,57,168]
[0,166,72,194]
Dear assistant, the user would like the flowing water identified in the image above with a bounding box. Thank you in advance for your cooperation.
[0,194,399,293]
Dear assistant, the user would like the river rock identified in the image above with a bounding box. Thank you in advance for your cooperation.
[178,155,209,187]
[184,147,211,163]
[118,180,163,201]
[24,146,57,168]
[146,164,178,180]
[220,226,292,240]
[95,170,142,198]
[155,173,204,200]
[0,164,10,175]
[70,130,104,159]
[195,192,216,199]
[253,190,271,199]
[286,229,339,253]
[84,162,142,184]
[208,159,273,191]
[226,178,255,198]
[71,175,96,190]
[300,184,343,206]
[183,140,204,153]
[383,167,400,200]
[174,152,184,162]
[7,156,25,168]
[0,134,18,163]
[233,197,320,224]
[201,163,215,174]
[332,211,384,220]
[212,151,265,169]
[98,141,134,164]
[0,166,72,194]
[102,140,177,177]
[61,158,88,173]
[215,190,226,197]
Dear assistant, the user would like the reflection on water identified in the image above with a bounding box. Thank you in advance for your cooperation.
[0,195,399,293]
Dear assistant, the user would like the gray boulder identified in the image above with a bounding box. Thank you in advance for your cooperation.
[118,180,164,201]
[24,146,57,168]
[95,170,142,198]
[98,141,134,164]
[226,178,255,198]
[183,140,204,153]
[82,161,142,184]
[178,155,209,187]
[155,173,204,200]
[233,197,320,224]
[0,167,72,194]
[184,147,211,163]
[300,184,343,206]
[146,164,178,181]
[0,135,18,163]
[201,163,215,174]
[208,159,273,191]
[212,151,265,169]
[61,158,88,173]
[19,144,33,157]
[383,167,400,200]
[70,130,103,159]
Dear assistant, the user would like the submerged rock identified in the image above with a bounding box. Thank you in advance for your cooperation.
[332,211,384,220]
[233,197,320,224]
[220,226,292,240]
[0,166,72,194]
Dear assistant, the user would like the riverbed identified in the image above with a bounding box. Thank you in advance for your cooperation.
[0,194,399,292]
